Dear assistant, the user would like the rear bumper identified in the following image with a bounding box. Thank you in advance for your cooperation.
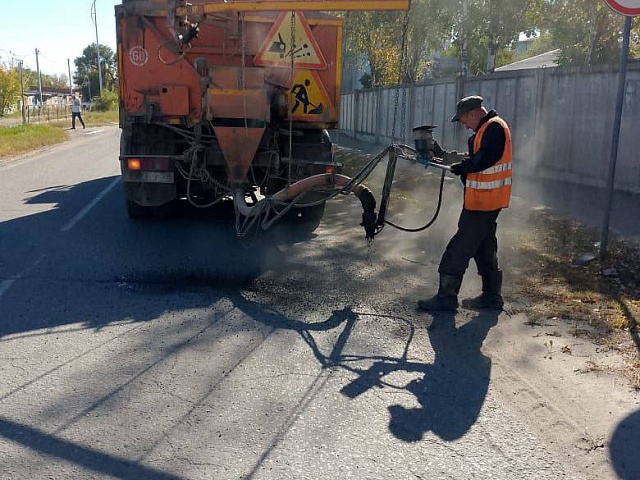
[120,156,177,206]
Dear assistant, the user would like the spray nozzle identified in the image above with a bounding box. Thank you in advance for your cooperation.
[412,125,438,167]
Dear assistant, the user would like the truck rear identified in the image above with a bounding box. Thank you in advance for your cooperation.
[115,0,408,234]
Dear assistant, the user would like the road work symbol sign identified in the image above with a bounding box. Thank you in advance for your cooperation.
[288,70,336,121]
[255,12,327,69]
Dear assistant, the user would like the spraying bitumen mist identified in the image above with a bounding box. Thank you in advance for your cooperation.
[331,133,465,264]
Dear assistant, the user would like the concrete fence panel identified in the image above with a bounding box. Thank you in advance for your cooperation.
[339,63,640,194]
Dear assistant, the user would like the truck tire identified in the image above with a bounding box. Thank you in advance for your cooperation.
[288,202,326,232]
[278,128,334,164]
[121,124,178,220]
[126,199,151,219]
[152,200,178,218]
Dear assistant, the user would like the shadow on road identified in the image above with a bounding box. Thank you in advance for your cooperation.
[235,291,499,444]
[610,408,640,480]
[1,170,497,477]
[0,176,302,337]
[387,311,499,442]
[0,416,184,480]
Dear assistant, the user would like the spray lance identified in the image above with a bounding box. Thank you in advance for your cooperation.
[250,127,456,242]
[362,125,455,240]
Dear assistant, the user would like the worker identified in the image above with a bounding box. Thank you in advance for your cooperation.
[418,95,512,312]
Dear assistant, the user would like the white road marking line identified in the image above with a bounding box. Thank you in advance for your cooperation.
[0,280,16,300]
[83,129,104,135]
[0,255,46,301]
[61,177,121,232]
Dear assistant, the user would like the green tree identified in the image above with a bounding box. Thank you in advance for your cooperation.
[40,73,70,90]
[73,43,117,99]
[451,0,545,74]
[341,0,638,80]
[343,0,545,82]
[404,0,455,81]
[0,64,20,116]
[343,11,405,87]
[93,89,118,111]
[343,1,455,86]
[545,0,640,66]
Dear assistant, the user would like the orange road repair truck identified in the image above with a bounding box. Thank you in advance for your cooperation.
[115,0,409,237]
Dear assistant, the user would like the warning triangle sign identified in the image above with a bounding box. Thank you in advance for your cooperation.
[288,69,337,122]
[254,12,327,70]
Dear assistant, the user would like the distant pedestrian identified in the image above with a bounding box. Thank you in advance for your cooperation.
[71,92,85,130]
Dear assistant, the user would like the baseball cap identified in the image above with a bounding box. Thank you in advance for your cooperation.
[451,95,484,122]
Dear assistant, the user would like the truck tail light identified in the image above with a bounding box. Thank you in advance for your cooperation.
[128,158,142,170]
[126,157,172,171]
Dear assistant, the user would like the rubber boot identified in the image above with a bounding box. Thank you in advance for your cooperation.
[417,274,463,312]
[462,270,504,310]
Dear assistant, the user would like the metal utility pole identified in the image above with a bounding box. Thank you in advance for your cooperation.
[91,0,104,96]
[600,15,632,260]
[486,34,496,73]
[18,60,26,124]
[460,0,469,76]
[35,48,43,108]
[84,75,92,102]
[67,58,73,95]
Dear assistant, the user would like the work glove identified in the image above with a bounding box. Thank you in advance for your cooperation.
[450,162,464,176]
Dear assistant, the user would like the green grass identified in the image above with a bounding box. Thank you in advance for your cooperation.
[0,109,119,158]
[0,124,68,157]
[83,109,119,127]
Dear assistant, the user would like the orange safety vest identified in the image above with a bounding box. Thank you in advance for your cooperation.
[464,116,512,211]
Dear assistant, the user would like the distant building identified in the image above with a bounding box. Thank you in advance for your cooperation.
[24,86,73,113]
[513,37,537,56]
[495,49,560,72]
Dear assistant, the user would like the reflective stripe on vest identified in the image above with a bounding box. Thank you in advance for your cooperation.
[464,116,512,211]
[481,162,512,174]
[466,177,513,189]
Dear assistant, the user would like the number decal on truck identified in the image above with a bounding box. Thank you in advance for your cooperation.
[129,46,148,67]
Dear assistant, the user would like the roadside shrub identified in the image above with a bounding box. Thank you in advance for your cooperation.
[93,90,118,112]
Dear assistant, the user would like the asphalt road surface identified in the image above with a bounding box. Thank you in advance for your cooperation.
[0,126,638,479]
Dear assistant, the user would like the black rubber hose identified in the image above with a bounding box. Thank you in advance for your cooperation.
[353,184,378,241]
[384,168,446,232]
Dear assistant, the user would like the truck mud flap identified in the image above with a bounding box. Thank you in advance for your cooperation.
[123,181,176,207]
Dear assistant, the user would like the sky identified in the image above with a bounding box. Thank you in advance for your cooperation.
[0,0,120,78]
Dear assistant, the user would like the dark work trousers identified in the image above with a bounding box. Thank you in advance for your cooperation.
[438,208,501,277]
[72,111,85,129]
